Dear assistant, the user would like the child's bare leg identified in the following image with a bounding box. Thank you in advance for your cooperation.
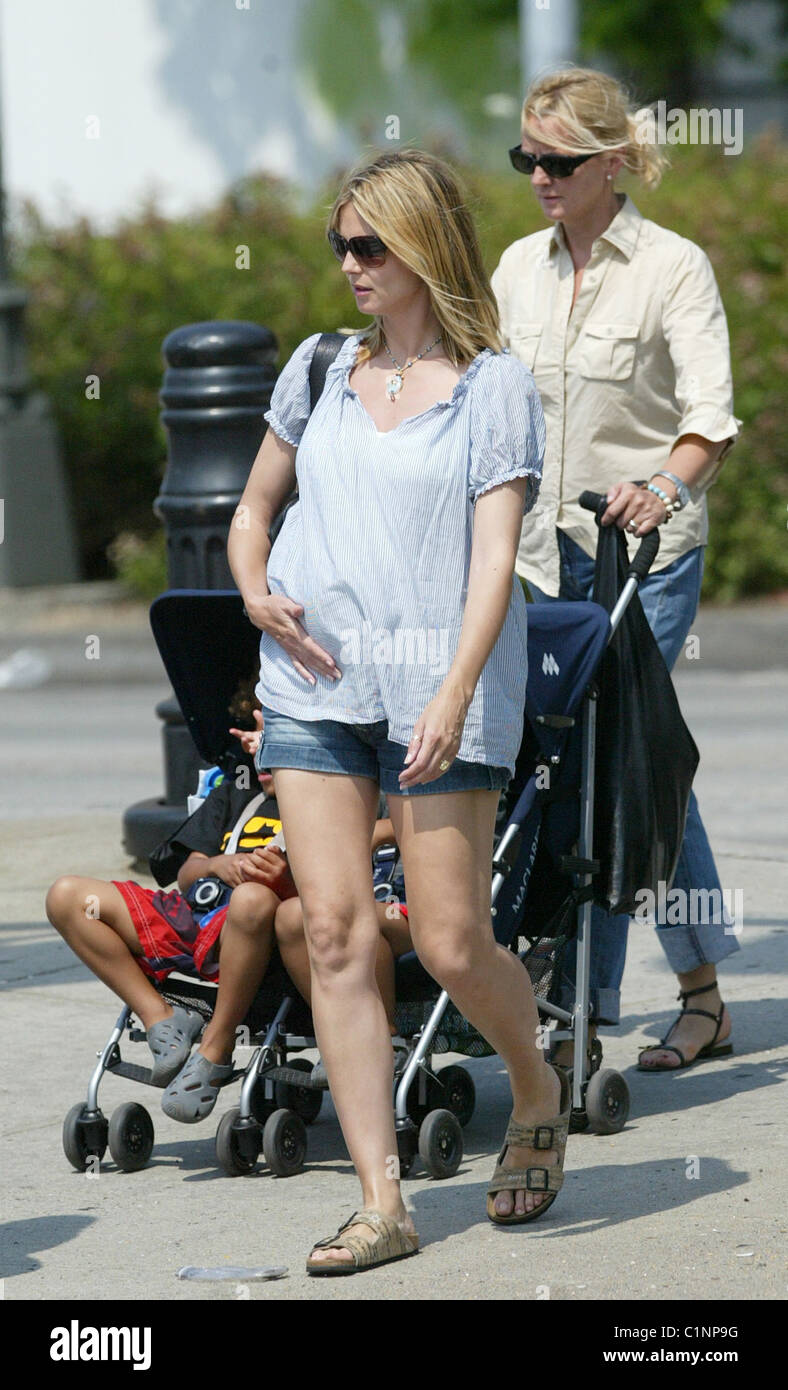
[200,881,278,1065]
[45,876,169,1029]
[274,897,312,1003]
[276,898,403,1033]
[376,902,414,1033]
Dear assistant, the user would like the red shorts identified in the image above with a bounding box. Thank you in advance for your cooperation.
[113,881,227,985]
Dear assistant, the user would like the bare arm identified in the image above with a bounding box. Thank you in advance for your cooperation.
[399,477,529,786]
[603,434,726,535]
[177,850,249,892]
[450,478,528,696]
[228,427,296,622]
[228,427,340,684]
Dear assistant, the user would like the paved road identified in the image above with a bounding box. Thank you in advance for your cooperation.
[1,670,785,1302]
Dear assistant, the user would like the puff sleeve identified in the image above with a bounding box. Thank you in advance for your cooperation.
[468,350,545,513]
[263,332,322,447]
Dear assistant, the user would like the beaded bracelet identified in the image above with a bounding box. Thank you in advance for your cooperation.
[645,481,675,521]
[652,470,689,510]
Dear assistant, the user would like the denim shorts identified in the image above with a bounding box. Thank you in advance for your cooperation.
[255,703,510,798]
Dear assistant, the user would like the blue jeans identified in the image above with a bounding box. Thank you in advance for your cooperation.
[528,530,740,1024]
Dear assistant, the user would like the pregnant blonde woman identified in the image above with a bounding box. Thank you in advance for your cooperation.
[229,150,570,1275]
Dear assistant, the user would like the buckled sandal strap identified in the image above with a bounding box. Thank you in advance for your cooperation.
[678,982,718,1002]
[499,1117,565,1151]
[308,1209,419,1270]
[488,1162,564,1194]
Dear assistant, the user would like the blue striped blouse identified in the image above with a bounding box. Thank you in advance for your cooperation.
[255,332,545,777]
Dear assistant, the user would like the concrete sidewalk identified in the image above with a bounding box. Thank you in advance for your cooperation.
[1,671,786,1302]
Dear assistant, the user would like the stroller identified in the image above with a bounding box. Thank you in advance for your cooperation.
[62,591,326,1179]
[62,494,661,1180]
[390,491,665,1175]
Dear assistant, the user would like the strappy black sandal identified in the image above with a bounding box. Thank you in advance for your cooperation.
[638,982,733,1072]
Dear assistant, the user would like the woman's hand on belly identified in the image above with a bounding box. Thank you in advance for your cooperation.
[254,593,341,686]
[398,677,470,789]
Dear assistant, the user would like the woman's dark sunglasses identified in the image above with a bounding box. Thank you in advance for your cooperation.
[328,229,387,266]
[508,147,596,178]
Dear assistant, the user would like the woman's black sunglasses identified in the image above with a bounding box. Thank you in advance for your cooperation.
[508,147,596,178]
[328,229,388,266]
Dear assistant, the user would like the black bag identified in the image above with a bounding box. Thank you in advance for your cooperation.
[268,332,346,544]
[591,520,699,914]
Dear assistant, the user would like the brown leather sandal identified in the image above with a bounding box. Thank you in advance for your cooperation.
[306,1208,419,1276]
[637,982,733,1072]
[487,1065,571,1226]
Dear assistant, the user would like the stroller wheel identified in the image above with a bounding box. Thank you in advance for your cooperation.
[108,1102,154,1172]
[62,1104,108,1172]
[216,1108,262,1176]
[274,1059,323,1125]
[263,1109,307,1177]
[435,1065,476,1127]
[418,1109,463,1180]
[585,1068,630,1135]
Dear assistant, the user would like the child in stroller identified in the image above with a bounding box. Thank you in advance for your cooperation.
[47,709,413,1127]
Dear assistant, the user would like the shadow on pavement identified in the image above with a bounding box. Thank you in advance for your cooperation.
[408,1154,750,1242]
[624,1053,787,1119]
[1,1214,95,1278]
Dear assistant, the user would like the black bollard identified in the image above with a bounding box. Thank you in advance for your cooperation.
[122,321,278,864]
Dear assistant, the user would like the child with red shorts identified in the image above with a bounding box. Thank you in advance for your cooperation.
[46,712,413,1123]
[46,741,297,1122]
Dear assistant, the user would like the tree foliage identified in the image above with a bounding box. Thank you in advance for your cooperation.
[12,133,787,601]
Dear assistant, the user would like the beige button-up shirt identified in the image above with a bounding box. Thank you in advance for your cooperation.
[491,194,741,595]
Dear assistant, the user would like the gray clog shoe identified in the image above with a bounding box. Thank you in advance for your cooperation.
[147,1006,205,1085]
[161,1050,234,1123]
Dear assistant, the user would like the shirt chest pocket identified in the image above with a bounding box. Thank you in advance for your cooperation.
[577,322,639,381]
[508,321,543,370]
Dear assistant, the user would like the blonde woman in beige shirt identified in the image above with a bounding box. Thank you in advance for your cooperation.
[492,69,742,1129]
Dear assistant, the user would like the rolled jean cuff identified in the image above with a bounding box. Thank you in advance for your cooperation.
[654,921,741,974]
[554,984,620,1028]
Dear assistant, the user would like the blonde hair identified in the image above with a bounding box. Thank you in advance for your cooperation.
[327,150,501,366]
[521,66,668,188]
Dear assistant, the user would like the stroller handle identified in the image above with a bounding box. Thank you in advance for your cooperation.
[578,490,660,582]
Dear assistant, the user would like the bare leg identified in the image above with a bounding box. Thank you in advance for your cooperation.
[275,897,410,1032]
[45,876,170,1029]
[273,897,315,1005]
[638,962,731,1069]
[387,790,562,1220]
[269,769,414,1265]
[551,1023,598,1069]
[199,881,278,1065]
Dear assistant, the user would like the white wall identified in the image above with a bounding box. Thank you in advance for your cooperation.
[1,0,352,234]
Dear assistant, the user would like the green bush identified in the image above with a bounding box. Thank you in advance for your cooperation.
[13,133,787,599]
[107,529,167,601]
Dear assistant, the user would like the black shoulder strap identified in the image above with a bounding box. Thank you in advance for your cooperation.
[268,333,345,543]
[308,332,346,413]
